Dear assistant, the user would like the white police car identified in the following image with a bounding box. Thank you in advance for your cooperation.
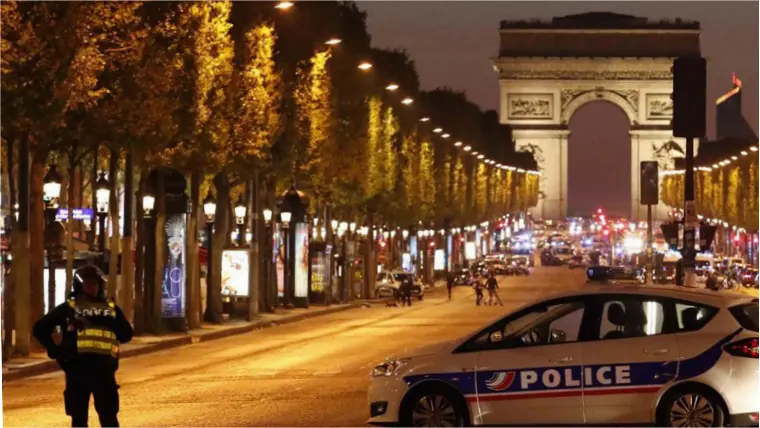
[368,285,758,427]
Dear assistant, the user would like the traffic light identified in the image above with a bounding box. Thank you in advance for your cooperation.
[699,224,717,252]
[661,222,680,251]
[671,57,707,138]
[640,161,659,205]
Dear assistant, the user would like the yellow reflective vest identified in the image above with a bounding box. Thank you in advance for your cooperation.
[67,298,120,358]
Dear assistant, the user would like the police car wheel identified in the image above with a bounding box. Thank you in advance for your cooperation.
[659,389,725,427]
[401,388,465,427]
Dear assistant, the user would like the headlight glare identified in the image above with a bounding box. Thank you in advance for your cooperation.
[370,358,409,378]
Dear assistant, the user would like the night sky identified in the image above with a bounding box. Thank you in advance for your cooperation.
[361,1,758,217]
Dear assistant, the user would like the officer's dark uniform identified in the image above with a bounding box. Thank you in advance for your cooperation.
[33,265,134,427]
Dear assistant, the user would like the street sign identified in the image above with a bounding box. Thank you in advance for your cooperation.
[640,161,659,205]
[682,229,696,268]
[55,208,93,221]
[684,201,698,228]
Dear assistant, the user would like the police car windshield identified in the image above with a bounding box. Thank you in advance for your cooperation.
[392,273,413,282]
[504,302,581,339]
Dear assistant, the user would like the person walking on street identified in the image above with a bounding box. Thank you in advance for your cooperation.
[399,277,413,307]
[486,272,503,306]
[474,276,484,306]
[33,265,134,428]
[446,273,455,300]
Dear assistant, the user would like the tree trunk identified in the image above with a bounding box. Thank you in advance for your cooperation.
[205,173,228,324]
[65,155,76,294]
[120,148,134,320]
[150,172,165,333]
[260,175,276,313]
[14,135,32,355]
[107,148,120,298]
[186,171,201,329]
[133,172,146,334]
[29,149,46,339]
[3,138,16,361]
[363,210,375,299]
[247,174,260,321]
[90,148,98,248]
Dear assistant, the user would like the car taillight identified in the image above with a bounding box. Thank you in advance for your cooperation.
[723,338,759,358]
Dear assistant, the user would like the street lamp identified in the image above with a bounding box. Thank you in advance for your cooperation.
[263,208,273,224]
[95,171,110,269]
[275,1,294,10]
[325,38,342,46]
[234,196,247,246]
[142,193,155,218]
[401,97,414,105]
[202,191,217,323]
[43,164,63,312]
[358,62,373,71]
[385,83,399,91]
[43,164,63,208]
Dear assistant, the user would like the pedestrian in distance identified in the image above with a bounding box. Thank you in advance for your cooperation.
[486,272,503,306]
[33,265,134,428]
[474,277,484,306]
[400,277,413,307]
[446,272,455,300]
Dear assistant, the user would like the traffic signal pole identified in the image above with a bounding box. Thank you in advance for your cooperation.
[682,137,698,287]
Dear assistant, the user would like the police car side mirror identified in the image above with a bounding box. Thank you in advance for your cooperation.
[489,331,503,343]
[550,329,566,343]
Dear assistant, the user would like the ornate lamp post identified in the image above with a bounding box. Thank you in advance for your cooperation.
[279,185,309,308]
[95,172,110,270]
[234,197,247,247]
[202,192,217,321]
[280,210,292,308]
[43,164,63,311]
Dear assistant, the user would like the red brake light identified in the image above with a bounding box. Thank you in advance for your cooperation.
[723,338,759,358]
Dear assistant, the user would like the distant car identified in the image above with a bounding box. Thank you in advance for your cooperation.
[451,269,474,286]
[367,285,760,427]
[740,268,758,288]
[375,271,425,300]
[486,261,511,275]
[587,265,645,285]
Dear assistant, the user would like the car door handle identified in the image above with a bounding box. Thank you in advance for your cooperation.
[548,356,573,364]
[644,348,669,355]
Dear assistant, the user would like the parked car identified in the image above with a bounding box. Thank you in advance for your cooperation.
[740,268,759,288]
[375,271,425,300]
[367,285,759,427]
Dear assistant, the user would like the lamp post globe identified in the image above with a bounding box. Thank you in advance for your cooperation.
[203,192,217,224]
[95,172,110,215]
[234,197,247,224]
[142,193,156,218]
[262,208,273,224]
[43,164,63,207]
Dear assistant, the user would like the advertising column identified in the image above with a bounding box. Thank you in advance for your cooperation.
[220,249,250,317]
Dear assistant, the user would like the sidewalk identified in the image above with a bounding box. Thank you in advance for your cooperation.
[2,302,365,382]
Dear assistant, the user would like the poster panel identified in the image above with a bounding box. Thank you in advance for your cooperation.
[274,224,284,298]
[465,242,476,261]
[310,250,327,293]
[162,214,186,318]
[221,249,250,297]
[434,249,445,271]
[294,224,309,298]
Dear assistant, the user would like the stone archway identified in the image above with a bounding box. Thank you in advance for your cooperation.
[492,12,701,221]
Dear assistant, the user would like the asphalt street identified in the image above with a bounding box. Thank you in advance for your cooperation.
[2,266,587,427]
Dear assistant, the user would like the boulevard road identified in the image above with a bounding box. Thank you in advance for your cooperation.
[3,266,587,427]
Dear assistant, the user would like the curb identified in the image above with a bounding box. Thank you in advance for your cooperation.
[2,303,362,383]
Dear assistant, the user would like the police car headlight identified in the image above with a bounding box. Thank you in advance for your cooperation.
[370,358,409,378]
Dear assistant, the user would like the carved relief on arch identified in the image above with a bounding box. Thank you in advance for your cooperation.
[560,89,639,125]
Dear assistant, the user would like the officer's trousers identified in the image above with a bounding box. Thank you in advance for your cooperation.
[64,371,120,427]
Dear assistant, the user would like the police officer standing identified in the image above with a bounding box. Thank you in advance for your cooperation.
[33,265,134,427]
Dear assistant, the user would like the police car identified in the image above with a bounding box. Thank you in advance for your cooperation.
[367,285,758,427]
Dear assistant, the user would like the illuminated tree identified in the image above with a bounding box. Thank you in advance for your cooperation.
[474,163,487,220]
[419,139,436,220]
[296,49,333,196]
[365,97,385,199]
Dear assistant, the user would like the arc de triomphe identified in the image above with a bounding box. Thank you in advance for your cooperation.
[492,12,700,221]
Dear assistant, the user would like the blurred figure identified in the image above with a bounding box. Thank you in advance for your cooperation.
[486,272,503,306]
[446,272,454,300]
[399,277,413,307]
[474,276,484,306]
